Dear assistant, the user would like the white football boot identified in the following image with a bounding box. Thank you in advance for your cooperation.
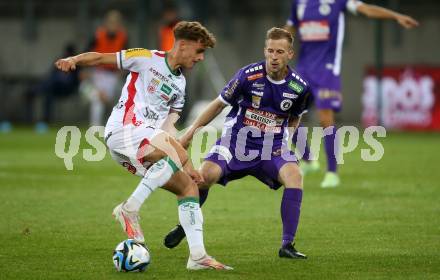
[187,255,233,270]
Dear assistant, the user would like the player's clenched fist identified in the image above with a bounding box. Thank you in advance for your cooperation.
[55,57,77,72]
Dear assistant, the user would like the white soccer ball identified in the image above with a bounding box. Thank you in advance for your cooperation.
[112,239,151,272]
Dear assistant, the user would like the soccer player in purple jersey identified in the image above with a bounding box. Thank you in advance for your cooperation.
[284,0,418,188]
[163,27,312,259]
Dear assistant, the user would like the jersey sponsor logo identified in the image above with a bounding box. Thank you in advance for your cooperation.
[252,95,261,108]
[247,72,264,81]
[170,83,182,94]
[280,99,293,111]
[149,67,170,83]
[299,21,330,41]
[243,108,284,133]
[209,145,233,163]
[224,79,239,99]
[147,78,160,93]
[318,89,341,99]
[288,81,304,93]
[160,84,172,95]
[251,90,264,96]
[245,65,263,74]
[283,92,298,99]
[252,82,265,89]
[160,94,170,101]
[143,107,159,121]
[125,48,152,58]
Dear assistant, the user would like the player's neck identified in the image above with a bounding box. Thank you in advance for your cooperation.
[267,67,288,81]
[165,51,181,74]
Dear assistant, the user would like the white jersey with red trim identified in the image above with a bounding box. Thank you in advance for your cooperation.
[104,48,186,136]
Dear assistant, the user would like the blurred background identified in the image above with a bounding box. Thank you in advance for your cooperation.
[0,0,439,132]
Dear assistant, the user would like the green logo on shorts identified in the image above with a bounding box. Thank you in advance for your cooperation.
[288,81,303,93]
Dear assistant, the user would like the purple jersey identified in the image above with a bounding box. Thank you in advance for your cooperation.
[218,62,311,153]
[287,0,361,91]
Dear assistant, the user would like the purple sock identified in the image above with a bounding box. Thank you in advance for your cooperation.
[292,125,312,161]
[324,126,337,172]
[199,188,209,207]
[281,188,303,247]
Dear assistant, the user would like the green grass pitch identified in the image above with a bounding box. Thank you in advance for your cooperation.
[0,129,439,279]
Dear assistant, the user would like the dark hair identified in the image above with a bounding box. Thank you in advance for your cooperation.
[266,27,294,46]
[173,21,216,48]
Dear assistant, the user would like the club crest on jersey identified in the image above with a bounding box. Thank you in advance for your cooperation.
[319,4,331,16]
[252,95,261,108]
[147,78,160,94]
[280,99,293,111]
[288,81,304,93]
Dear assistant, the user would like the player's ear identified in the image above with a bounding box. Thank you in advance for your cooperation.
[288,48,294,60]
[176,39,185,51]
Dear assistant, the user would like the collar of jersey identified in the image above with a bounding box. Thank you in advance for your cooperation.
[165,53,181,76]
[266,74,286,85]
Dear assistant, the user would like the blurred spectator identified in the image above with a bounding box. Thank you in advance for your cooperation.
[81,9,128,126]
[158,5,180,51]
[24,43,79,132]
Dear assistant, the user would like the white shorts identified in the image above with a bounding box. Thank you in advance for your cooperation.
[105,125,163,177]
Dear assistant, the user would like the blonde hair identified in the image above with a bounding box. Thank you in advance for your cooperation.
[173,21,216,48]
[266,27,294,47]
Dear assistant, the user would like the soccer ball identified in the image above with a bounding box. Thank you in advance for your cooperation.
[112,239,151,272]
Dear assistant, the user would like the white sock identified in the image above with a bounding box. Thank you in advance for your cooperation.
[178,198,206,260]
[125,157,179,212]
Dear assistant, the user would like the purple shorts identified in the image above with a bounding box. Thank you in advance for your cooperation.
[297,68,342,112]
[204,140,298,190]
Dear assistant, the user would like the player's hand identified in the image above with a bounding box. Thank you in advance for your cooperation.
[396,14,419,29]
[55,57,77,72]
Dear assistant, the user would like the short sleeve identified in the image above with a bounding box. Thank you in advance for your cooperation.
[345,0,363,15]
[290,89,312,117]
[218,68,246,106]
[286,0,299,27]
[117,48,152,72]
[170,92,185,112]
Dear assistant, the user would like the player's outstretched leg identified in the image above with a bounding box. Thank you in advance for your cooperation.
[163,170,232,270]
[278,163,307,259]
[163,161,222,249]
[163,188,209,248]
[112,131,189,243]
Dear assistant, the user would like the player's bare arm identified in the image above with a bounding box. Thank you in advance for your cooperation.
[55,52,117,72]
[161,110,181,138]
[356,3,419,29]
[179,98,226,148]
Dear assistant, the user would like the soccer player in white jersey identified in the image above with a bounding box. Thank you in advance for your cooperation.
[55,21,232,270]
